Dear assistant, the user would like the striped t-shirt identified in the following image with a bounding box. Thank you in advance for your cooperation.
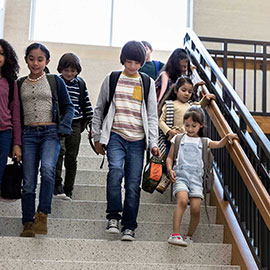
[111,72,145,141]
[62,76,93,123]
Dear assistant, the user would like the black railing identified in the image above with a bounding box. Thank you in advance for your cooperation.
[199,35,270,116]
[184,28,270,269]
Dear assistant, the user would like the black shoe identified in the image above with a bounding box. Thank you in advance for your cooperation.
[65,191,72,200]
[121,229,135,241]
[54,184,68,200]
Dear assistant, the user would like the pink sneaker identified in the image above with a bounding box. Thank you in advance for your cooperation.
[168,234,188,247]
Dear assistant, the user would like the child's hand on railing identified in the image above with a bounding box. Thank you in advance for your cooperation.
[226,133,238,145]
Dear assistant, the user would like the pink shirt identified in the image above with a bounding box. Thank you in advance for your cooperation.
[0,77,21,145]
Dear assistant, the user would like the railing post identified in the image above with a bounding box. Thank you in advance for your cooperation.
[262,44,267,114]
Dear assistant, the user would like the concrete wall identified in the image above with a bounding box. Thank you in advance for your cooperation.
[193,0,270,41]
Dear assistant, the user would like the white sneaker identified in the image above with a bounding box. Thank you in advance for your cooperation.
[53,193,69,200]
[121,229,135,241]
[184,235,194,244]
[168,234,188,247]
[105,219,120,234]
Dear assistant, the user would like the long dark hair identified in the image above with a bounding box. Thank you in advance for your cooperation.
[0,39,19,81]
[183,106,205,137]
[162,48,192,83]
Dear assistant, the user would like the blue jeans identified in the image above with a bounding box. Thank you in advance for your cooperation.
[106,132,145,231]
[21,125,60,224]
[0,129,12,189]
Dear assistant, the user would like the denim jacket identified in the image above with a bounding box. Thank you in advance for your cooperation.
[17,74,74,135]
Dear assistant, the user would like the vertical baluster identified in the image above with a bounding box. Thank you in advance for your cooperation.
[253,45,257,113]
[262,44,267,114]
[243,56,247,105]
[233,56,236,89]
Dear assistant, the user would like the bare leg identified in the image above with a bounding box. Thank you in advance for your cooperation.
[173,191,189,234]
[186,197,201,236]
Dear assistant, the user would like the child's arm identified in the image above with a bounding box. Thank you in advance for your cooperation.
[92,76,109,155]
[166,143,176,183]
[158,72,169,102]
[159,103,172,135]
[192,93,215,107]
[208,133,238,149]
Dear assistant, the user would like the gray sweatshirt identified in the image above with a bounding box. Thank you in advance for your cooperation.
[92,73,159,151]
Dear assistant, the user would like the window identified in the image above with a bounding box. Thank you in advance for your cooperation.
[30,0,188,51]
[0,0,5,38]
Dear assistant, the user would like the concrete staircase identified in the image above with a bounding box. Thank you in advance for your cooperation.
[0,132,240,269]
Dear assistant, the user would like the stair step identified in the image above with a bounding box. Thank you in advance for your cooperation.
[0,200,217,224]
[0,237,232,265]
[77,156,108,170]
[66,169,108,185]
[72,184,175,204]
[0,217,223,243]
[0,259,241,270]
[79,143,98,156]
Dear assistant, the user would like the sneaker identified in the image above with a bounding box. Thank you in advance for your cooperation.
[121,229,135,241]
[54,185,69,200]
[65,192,72,201]
[20,222,35,237]
[168,234,188,247]
[184,235,194,244]
[105,219,120,234]
[34,212,48,235]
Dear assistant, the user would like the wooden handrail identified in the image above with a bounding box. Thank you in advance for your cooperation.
[200,82,270,229]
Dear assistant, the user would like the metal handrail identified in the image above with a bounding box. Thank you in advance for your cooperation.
[184,28,270,268]
[185,28,270,165]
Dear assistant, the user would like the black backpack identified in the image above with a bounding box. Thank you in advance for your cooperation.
[103,71,151,118]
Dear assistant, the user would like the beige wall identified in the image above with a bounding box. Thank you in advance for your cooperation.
[3,0,170,105]
[4,0,270,105]
[193,0,270,41]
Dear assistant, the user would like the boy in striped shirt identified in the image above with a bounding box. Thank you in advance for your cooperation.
[92,41,160,241]
[54,53,93,200]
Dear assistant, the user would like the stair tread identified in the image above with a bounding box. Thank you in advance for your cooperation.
[0,236,232,265]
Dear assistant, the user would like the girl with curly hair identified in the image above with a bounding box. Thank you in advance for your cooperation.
[0,39,21,198]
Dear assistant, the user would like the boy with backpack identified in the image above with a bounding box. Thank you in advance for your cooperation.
[54,53,93,200]
[92,40,160,241]
[139,41,164,80]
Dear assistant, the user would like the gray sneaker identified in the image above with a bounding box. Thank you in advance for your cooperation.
[105,219,120,234]
[121,229,135,241]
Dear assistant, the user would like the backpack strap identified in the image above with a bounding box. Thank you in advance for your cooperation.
[17,76,27,91]
[201,137,208,169]
[201,137,211,225]
[7,80,14,110]
[77,76,87,119]
[46,74,58,101]
[139,72,151,106]
[103,71,122,118]
[173,133,185,163]
[103,71,151,118]
[46,74,60,123]
[165,100,174,128]
[152,60,160,78]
